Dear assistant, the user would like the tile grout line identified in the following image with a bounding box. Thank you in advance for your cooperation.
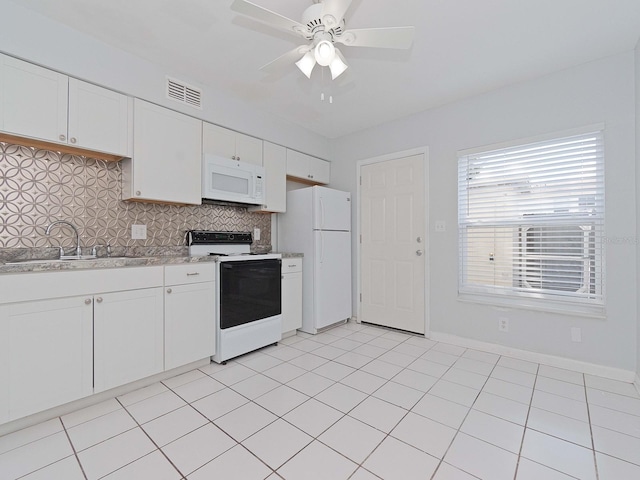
[113,396,187,480]
[511,361,539,480]
[427,348,501,480]
[584,373,601,480]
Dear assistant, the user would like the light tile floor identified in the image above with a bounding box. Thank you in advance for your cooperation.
[1,321,640,479]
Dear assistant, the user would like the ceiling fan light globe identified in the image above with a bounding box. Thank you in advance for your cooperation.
[314,40,335,66]
[329,54,348,79]
[295,50,316,78]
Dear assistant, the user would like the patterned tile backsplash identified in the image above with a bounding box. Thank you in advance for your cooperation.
[0,142,271,249]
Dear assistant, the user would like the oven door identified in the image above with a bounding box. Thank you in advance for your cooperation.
[219,258,282,329]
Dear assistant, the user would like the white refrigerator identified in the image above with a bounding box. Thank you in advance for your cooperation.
[278,186,352,334]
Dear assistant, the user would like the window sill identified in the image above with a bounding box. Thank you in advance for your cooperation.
[457,292,606,319]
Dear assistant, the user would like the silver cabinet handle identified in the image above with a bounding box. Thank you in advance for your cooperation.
[59,134,66,141]
[417,236,423,243]
[136,191,141,196]
[186,272,200,276]
[84,298,92,305]
[416,250,423,256]
[167,288,172,294]
[70,137,77,144]
[96,297,103,303]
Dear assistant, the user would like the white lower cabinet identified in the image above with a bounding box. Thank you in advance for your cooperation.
[164,264,215,370]
[281,258,303,335]
[0,296,93,424]
[93,288,164,393]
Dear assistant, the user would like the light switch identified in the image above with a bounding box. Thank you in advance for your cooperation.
[435,221,446,232]
[254,228,261,241]
[131,224,147,240]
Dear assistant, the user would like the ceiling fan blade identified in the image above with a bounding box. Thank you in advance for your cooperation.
[259,46,310,74]
[335,26,415,49]
[231,0,309,38]
[320,0,353,29]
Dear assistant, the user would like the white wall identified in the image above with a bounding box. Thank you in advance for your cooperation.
[636,40,640,380]
[0,0,330,159]
[332,52,637,372]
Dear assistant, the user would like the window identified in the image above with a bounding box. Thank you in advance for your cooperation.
[457,128,604,310]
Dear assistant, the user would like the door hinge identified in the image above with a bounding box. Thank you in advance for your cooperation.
[360,293,362,302]
[359,176,362,186]
[360,234,362,243]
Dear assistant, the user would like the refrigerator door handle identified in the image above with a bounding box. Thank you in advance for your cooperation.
[320,198,325,230]
[319,230,324,264]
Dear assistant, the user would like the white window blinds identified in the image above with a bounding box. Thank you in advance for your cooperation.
[458,129,605,307]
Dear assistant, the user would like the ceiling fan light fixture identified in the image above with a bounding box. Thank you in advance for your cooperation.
[295,50,316,78]
[329,50,348,79]
[314,40,335,66]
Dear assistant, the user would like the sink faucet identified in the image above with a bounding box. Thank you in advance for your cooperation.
[45,220,82,257]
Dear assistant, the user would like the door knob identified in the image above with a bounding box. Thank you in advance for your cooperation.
[416,250,423,256]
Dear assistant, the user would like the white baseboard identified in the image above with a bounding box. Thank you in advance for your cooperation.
[429,332,636,383]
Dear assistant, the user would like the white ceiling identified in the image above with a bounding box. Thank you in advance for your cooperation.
[10,0,640,139]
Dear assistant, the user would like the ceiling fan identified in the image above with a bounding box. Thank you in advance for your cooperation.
[230,0,415,80]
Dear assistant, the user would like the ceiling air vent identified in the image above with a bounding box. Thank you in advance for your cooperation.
[166,77,202,109]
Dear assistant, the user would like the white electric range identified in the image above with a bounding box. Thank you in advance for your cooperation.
[187,230,282,363]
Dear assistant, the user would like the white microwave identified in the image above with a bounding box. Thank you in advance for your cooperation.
[202,154,265,205]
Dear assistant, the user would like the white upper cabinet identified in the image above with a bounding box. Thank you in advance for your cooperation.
[122,99,202,205]
[68,78,132,157]
[0,54,132,158]
[249,141,287,213]
[202,122,263,166]
[0,54,68,144]
[286,149,330,185]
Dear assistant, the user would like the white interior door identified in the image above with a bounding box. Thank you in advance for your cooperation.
[360,153,427,334]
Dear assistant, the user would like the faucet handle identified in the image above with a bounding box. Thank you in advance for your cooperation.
[91,243,112,257]
[57,246,64,258]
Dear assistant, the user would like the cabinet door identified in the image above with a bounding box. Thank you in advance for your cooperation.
[68,78,132,157]
[281,258,303,334]
[0,54,68,143]
[202,122,236,159]
[126,99,202,205]
[94,287,164,392]
[250,141,286,213]
[235,133,263,166]
[286,149,311,180]
[165,282,215,370]
[310,157,331,185]
[0,297,93,423]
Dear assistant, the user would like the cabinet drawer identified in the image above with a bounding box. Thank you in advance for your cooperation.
[165,263,215,286]
[281,257,302,274]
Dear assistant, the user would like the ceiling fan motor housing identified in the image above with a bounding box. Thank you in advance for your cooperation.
[302,3,345,41]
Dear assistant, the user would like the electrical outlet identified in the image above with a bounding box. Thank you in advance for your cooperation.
[435,221,446,232]
[498,317,509,332]
[571,327,582,343]
[254,227,261,241]
[131,224,147,240]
